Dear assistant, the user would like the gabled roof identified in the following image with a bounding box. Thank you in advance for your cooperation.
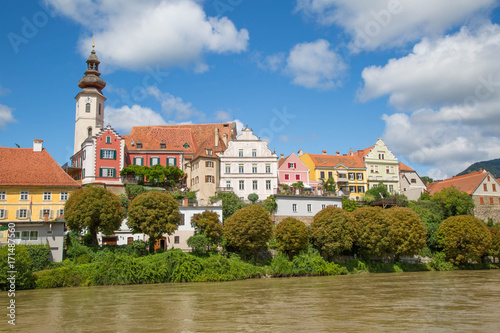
[427,170,489,195]
[307,153,365,168]
[278,154,291,168]
[353,146,373,160]
[0,147,81,187]
[399,162,415,172]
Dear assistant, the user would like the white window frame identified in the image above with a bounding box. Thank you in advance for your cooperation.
[151,157,160,166]
[252,149,257,157]
[101,149,115,159]
[0,191,5,200]
[239,180,244,190]
[0,209,6,219]
[20,191,29,201]
[101,168,115,178]
[252,180,258,190]
[252,164,257,173]
[292,204,297,212]
[266,180,271,190]
[226,180,231,188]
[239,164,244,173]
[134,157,143,166]
[239,149,243,157]
[265,164,271,173]
[225,164,231,173]
[18,209,28,219]
[307,204,312,212]
[43,191,52,201]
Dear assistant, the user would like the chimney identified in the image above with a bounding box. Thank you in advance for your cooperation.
[44,211,49,222]
[322,150,327,155]
[280,153,284,158]
[33,139,43,152]
[222,134,228,146]
[183,198,189,207]
[336,151,340,156]
[297,149,303,157]
[215,127,219,147]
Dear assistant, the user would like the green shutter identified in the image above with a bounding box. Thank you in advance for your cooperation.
[113,150,116,160]
[173,158,177,166]
[140,157,143,166]
[112,168,116,178]
[100,150,104,158]
[150,157,153,166]
[99,168,103,177]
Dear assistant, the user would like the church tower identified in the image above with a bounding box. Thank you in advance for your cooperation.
[73,43,106,154]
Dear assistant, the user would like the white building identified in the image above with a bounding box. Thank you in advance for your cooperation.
[273,195,343,226]
[399,162,426,201]
[217,126,278,202]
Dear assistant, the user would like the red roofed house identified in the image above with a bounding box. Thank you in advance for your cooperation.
[398,162,426,201]
[0,140,80,261]
[427,169,500,222]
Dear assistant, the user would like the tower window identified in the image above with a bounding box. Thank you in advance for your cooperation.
[99,103,101,115]
[86,103,90,113]
[88,128,92,137]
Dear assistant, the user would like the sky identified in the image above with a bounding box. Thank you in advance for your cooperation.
[1,0,500,180]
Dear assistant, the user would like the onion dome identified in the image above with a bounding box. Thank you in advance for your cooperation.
[78,46,106,91]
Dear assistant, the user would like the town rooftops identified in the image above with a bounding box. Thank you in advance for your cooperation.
[307,153,365,168]
[398,162,415,172]
[426,169,489,195]
[0,145,81,187]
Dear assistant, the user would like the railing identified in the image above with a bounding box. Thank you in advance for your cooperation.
[216,187,234,193]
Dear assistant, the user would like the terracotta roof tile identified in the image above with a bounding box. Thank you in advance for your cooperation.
[353,146,374,160]
[0,147,81,187]
[398,162,415,172]
[308,153,365,168]
[427,170,488,195]
[278,154,291,168]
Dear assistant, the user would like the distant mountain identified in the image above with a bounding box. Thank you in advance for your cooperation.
[456,158,500,179]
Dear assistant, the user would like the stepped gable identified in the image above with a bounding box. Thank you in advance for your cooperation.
[399,162,415,172]
[426,170,488,195]
[0,147,80,187]
[308,154,365,168]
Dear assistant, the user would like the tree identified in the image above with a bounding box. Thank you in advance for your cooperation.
[210,192,243,221]
[409,200,444,251]
[64,186,123,245]
[190,210,223,250]
[342,196,358,212]
[223,204,273,260]
[365,182,390,201]
[274,218,309,258]
[437,215,492,265]
[121,165,184,187]
[320,177,336,193]
[262,195,277,213]
[248,193,259,203]
[353,207,393,257]
[291,181,305,192]
[487,226,500,262]
[420,176,434,185]
[0,245,35,290]
[310,206,356,257]
[127,191,181,252]
[430,186,475,218]
[386,207,427,259]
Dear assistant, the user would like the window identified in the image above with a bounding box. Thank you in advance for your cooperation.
[357,173,363,181]
[357,186,365,193]
[99,103,101,115]
[488,176,491,181]
[239,149,243,157]
[206,175,214,183]
[239,180,244,190]
[83,150,86,160]
[307,204,312,212]
[349,186,356,193]
[167,157,177,166]
[328,171,333,179]
[29,231,38,241]
[252,149,257,157]
[292,204,297,212]
[253,180,258,190]
[88,128,92,137]
[296,174,301,181]
[322,204,326,209]
[480,197,484,205]
[389,185,394,193]
[85,103,90,113]
[150,157,160,166]
[100,168,116,178]
[183,142,190,149]
[20,191,29,201]
[284,174,290,180]
[136,142,143,149]
[101,149,116,159]
[174,236,180,244]
[348,173,355,181]
[379,153,385,160]
[289,162,296,169]
[490,197,494,205]
[225,164,231,173]
[0,191,5,200]
[239,164,244,173]
[266,164,271,173]
[106,136,111,144]
[320,171,325,179]
[206,161,214,168]
[266,180,271,190]
[21,231,29,240]
[484,184,488,191]
[17,209,28,219]
[493,184,497,192]
[226,180,231,188]
[56,209,64,217]
[206,149,212,156]
[411,179,417,184]
[0,209,6,219]
[42,191,51,201]
[179,214,185,226]
[40,209,52,219]
[160,142,166,149]
[371,165,379,173]
[252,164,257,173]
[134,157,144,166]
[56,192,66,202]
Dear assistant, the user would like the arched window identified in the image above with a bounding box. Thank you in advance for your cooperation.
[88,128,92,137]
[86,103,90,113]
[98,103,101,115]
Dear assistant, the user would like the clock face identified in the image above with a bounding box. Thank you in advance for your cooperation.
[86,97,91,103]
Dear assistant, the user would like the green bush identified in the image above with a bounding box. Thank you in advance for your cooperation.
[427,252,455,271]
[0,245,35,290]
[26,244,52,272]
[187,234,211,256]
[274,218,309,258]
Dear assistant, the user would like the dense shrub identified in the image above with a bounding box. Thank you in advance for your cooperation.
[488,227,500,261]
[409,201,444,251]
[437,215,492,265]
[310,206,356,257]
[0,245,35,290]
[274,218,309,258]
[426,252,456,271]
[430,186,475,218]
[352,207,392,257]
[190,210,223,250]
[187,235,211,255]
[223,205,273,260]
[386,207,427,258]
[26,244,52,272]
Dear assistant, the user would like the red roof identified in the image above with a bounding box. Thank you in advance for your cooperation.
[353,146,374,160]
[308,153,365,168]
[398,162,415,172]
[278,154,291,168]
[0,147,81,187]
[427,170,488,195]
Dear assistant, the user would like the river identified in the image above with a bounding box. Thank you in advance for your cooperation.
[3,270,500,332]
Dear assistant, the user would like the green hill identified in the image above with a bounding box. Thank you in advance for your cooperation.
[456,158,500,178]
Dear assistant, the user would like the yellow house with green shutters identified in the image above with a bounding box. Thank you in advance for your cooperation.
[299,151,367,199]
[0,140,80,261]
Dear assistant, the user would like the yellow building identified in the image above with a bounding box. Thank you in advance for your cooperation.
[0,140,80,261]
[300,151,367,199]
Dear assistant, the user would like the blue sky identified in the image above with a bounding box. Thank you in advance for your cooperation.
[1,0,500,179]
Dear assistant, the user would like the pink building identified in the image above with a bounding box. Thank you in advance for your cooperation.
[278,152,319,194]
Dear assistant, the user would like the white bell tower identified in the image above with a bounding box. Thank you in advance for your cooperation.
[73,42,107,154]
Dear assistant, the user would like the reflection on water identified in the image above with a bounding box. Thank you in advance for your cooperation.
[3,270,500,332]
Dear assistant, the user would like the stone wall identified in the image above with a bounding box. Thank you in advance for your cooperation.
[472,195,500,223]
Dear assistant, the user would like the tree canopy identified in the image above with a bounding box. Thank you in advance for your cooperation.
[223,204,273,260]
[210,192,243,221]
[353,206,393,257]
[430,186,474,218]
[190,210,223,249]
[248,193,259,203]
[127,191,181,252]
[121,164,184,187]
[274,217,309,258]
[386,207,427,258]
[64,186,123,245]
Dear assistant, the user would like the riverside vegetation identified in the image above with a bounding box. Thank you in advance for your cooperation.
[2,185,500,291]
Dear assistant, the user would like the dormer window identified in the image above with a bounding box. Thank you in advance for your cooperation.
[183,143,190,149]
[160,142,166,149]
[136,142,143,149]
[206,149,212,156]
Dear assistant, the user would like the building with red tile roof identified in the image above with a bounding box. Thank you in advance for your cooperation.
[1,140,80,262]
[398,162,426,201]
[427,169,500,222]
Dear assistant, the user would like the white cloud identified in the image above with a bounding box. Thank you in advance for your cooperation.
[146,86,204,121]
[105,105,168,133]
[44,0,249,72]
[295,0,497,52]
[284,39,346,89]
[0,104,16,130]
[253,51,286,72]
[371,23,500,178]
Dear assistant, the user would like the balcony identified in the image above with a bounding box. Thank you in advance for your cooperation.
[217,187,234,193]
